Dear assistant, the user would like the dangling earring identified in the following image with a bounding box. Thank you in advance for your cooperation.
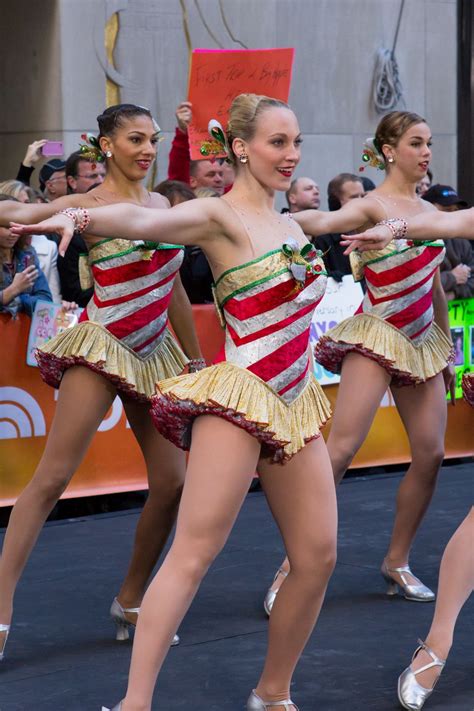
[105,150,112,158]
[387,156,394,164]
[239,153,248,164]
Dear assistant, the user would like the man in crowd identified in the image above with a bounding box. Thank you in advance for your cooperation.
[66,151,106,194]
[314,173,365,278]
[168,101,230,195]
[39,159,68,200]
[424,184,473,300]
[189,159,225,195]
[285,177,320,213]
[56,152,106,306]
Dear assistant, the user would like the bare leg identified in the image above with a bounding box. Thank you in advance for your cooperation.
[255,437,337,709]
[115,399,185,614]
[407,508,474,688]
[0,367,116,627]
[266,353,390,598]
[386,374,447,583]
[327,352,392,484]
[121,416,261,711]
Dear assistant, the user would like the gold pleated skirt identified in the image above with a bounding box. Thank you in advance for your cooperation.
[150,361,331,463]
[36,321,188,401]
[315,314,454,386]
[463,373,474,407]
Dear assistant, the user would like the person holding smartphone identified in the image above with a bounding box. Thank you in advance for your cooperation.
[0,195,52,317]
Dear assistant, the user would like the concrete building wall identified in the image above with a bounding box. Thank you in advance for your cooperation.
[0,0,457,207]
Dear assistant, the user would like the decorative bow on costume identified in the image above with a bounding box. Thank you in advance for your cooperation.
[282,238,322,287]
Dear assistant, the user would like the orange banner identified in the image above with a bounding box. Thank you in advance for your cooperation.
[187,48,294,160]
[0,310,472,507]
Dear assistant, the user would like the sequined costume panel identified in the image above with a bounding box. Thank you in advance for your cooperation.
[315,240,454,385]
[36,239,188,401]
[151,245,332,462]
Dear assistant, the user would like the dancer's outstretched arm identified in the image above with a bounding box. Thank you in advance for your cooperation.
[10,197,226,256]
[342,207,474,252]
[294,195,380,236]
[0,193,86,226]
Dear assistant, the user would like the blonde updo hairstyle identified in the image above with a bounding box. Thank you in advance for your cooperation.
[226,94,290,166]
[375,110,427,168]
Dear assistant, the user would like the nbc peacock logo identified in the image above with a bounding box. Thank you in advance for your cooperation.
[0,387,46,439]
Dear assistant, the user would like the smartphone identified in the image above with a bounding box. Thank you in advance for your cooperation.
[24,254,35,268]
[42,141,64,157]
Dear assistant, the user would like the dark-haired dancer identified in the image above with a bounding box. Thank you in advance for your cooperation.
[264,111,455,614]
[17,93,336,711]
[0,104,204,660]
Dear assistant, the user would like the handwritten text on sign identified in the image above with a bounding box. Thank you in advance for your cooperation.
[187,48,294,160]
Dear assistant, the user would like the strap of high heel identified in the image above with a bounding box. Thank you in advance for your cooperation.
[272,567,289,583]
[411,639,446,674]
[0,624,10,632]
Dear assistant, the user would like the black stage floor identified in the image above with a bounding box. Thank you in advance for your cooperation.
[1,463,473,710]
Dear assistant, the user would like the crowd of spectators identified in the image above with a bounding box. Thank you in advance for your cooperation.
[1,103,472,320]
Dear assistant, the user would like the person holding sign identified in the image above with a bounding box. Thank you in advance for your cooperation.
[341,206,474,407]
[14,94,336,711]
[0,103,204,663]
[264,111,455,615]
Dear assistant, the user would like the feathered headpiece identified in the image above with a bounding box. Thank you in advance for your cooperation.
[200,119,232,162]
[360,137,386,171]
[78,133,105,165]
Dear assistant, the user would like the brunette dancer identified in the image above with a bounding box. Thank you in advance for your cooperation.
[264,111,455,614]
[0,104,204,660]
[343,207,474,408]
[18,93,337,711]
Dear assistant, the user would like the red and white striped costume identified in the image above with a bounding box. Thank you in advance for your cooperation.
[315,239,454,385]
[36,238,188,401]
[151,243,331,462]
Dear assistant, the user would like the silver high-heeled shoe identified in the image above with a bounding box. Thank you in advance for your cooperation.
[381,562,435,602]
[0,623,10,661]
[0,625,10,662]
[110,598,180,646]
[247,689,299,710]
[263,567,288,616]
[101,703,122,711]
[398,639,446,710]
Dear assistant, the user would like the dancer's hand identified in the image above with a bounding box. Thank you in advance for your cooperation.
[341,224,393,254]
[443,363,456,405]
[10,214,74,256]
[61,300,78,312]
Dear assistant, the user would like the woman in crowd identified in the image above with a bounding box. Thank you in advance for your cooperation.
[0,103,204,662]
[15,93,336,711]
[0,194,52,316]
[341,205,474,408]
[263,111,455,614]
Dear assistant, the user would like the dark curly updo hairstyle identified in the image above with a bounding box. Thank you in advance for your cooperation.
[97,104,153,139]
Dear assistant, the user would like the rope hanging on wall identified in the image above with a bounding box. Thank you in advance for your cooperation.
[372,0,406,114]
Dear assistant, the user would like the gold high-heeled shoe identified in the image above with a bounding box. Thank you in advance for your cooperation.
[0,623,10,661]
[398,639,446,710]
[263,567,288,616]
[110,598,180,646]
[381,562,435,602]
[247,689,299,710]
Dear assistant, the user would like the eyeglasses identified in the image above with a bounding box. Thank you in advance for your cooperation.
[76,173,105,180]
